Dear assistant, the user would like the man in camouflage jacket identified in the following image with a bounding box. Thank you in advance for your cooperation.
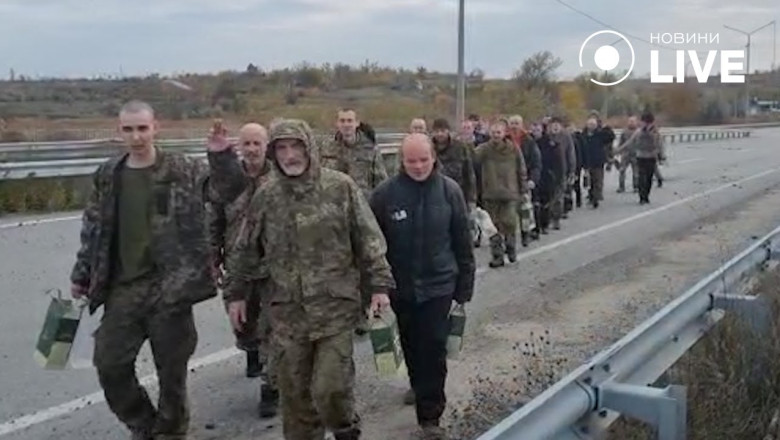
[223,119,395,440]
[69,101,216,440]
[203,122,280,418]
[430,118,476,208]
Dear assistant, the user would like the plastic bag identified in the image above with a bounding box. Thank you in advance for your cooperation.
[68,305,103,369]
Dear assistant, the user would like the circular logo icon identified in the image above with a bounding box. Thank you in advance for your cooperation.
[579,30,635,86]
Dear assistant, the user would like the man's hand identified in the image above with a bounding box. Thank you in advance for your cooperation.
[368,293,390,317]
[70,283,88,300]
[207,119,233,152]
[228,300,247,331]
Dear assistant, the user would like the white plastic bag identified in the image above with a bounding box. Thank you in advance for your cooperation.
[68,305,103,369]
[473,207,498,237]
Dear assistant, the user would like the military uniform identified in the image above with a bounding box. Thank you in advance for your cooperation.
[70,148,214,440]
[321,129,389,335]
[224,120,395,440]
[433,135,476,205]
[473,138,528,267]
[204,154,280,415]
[617,128,639,193]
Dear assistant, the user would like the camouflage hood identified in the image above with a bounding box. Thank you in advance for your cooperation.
[268,118,321,182]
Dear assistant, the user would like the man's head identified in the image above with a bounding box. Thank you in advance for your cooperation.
[460,119,474,136]
[238,123,268,167]
[409,118,427,134]
[550,117,564,135]
[640,111,655,128]
[586,117,598,131]
[490,120,507,141]
[627,115,638,130]
[336,108,359,141]
[269,119,313,177]
[530,123,544,138]
[431,118,451,143]
[118,100,158,154]
[401,133,436,182]
[508,115,524,132]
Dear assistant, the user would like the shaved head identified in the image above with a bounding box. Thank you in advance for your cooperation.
[237,122,268,171]
[401,133,435,181]
[409,118,427,134]
[239,122,268,139]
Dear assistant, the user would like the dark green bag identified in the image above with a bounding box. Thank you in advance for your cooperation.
[34,289,84,369]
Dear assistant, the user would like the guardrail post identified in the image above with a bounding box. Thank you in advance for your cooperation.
[598,382,687,440]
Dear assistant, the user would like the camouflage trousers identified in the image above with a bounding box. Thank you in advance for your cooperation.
[483,200,518,257]
[94,275,197,439]
[223,280,277,387]
[276,330,360,440]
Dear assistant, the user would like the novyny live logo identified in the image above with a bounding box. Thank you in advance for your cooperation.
[579,30,746,86]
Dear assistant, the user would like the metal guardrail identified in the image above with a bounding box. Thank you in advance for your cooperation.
[0,130,752,180]
[477,224,780,440]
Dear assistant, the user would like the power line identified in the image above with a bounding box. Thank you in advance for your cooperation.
[554,0,677,52]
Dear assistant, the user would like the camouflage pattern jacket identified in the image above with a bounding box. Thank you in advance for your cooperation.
[203,152,273,270]
[321,130,389,199]
[474,139,528,203]
[619,128,639,159]
[70,148,215,313]
[224,120,395,341]
[433,135,476,204]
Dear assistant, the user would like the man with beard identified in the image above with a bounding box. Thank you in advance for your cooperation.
[370,133,475,440]
[474,120,528,267]
[224,119,395,440]
[507,115,540,246]
[204,122,280,418]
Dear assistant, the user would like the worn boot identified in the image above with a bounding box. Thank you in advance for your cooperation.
[258,383,279,419]
[520,232,529,248]
[552,218,561,230]
[333,426,362,440]
[488,235,505,268]
[246,350,262,378]
[130,427,153,440]
[506,238,518,263]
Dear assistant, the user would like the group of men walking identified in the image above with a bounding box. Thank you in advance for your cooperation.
[68,100,664,440]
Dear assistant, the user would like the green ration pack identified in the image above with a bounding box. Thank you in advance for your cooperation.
[34,290,85,370]
[447,304,466,360]
[368,310,406,378]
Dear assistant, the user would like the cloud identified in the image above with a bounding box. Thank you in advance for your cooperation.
[0,0,776,79]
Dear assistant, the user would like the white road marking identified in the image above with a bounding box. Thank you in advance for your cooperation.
[0,215,81,230]
[676,159,705,165]
[0,348,240,436]
[1,166,779,436]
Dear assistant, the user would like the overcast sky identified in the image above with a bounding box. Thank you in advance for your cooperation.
[0,0,777,81]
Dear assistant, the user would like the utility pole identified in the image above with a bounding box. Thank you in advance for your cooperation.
[455,0,466,124]
[724,20,775,121]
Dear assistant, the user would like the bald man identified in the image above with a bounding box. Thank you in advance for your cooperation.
[369,134,475,439]
[204,121,280,418]
[409,118,428,135]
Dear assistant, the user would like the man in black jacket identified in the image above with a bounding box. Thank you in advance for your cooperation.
[369,133,476,440]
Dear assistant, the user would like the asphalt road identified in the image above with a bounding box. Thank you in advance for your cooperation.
[1,128,780,439]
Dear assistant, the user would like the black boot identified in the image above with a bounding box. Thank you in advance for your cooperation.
[506,240,518,263]
[246,350,262,378]
[488,235,505,268]
[258,383,279,418]
[520,232,529,248]
[333,427,362,440]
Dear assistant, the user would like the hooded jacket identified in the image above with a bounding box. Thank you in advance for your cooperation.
[322,128,388,199]
[224,119,395,341]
